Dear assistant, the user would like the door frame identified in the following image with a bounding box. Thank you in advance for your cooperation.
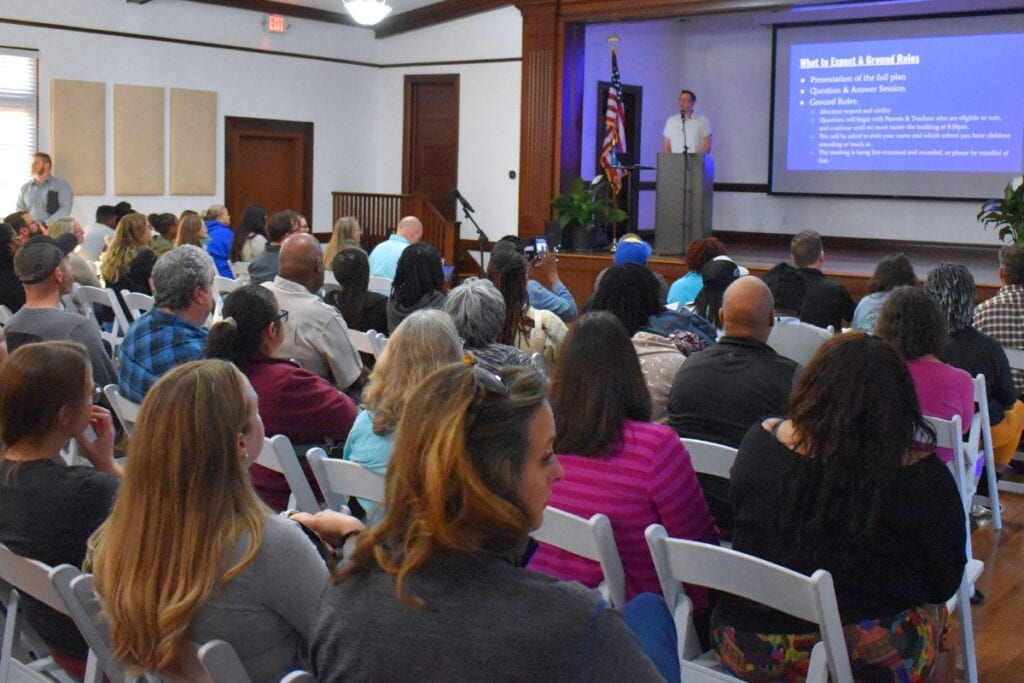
[224,116,314,220]
[402,74,460,196]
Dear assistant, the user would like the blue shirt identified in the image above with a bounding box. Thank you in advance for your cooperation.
[205,220,234,278]
[667,272,703,307]
[118,308,207,403]
[342,410,394,519]
[527,280,577,322]
[17,174,73,224]
[368,235,410,280]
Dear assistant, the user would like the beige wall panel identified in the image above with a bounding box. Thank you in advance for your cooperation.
[50,79,105,195]
[169,88,217,195]
[114,84,164,195]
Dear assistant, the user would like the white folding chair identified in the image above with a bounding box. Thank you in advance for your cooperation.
[964,374,1001,528]
[645,525,853,683]
[49,566,128,683]
[75,285,124,354]
[255,435,320,514]
[0,304,12,326]
[922,413,982,683]
[533,507,626,610]
[680,438,738,480]
[120,292,154,322]
[998,347,1024,495]
[230,261,250,280]
[214,275,241,297]
[103,384,141,436]
[678,660,742,682]
[0,544,97,683]
[322,271,338,287]
[347,329,387,360]
[368,275,392,293]
[306,447,385,514]
[197,639,313,683]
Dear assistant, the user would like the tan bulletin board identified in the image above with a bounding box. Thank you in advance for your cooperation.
[50,79,105,195]
[114,84,164,195]
[170,88,217,195]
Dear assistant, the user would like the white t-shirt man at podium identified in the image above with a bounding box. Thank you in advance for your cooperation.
[662,89,712,155]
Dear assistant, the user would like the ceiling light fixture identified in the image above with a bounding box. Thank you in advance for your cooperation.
[344,0,393,26]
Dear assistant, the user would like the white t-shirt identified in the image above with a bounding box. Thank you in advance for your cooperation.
[662,113,711,153]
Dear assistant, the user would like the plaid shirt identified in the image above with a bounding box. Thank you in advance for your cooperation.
[118,308,207,403]
[974,284,1024,396]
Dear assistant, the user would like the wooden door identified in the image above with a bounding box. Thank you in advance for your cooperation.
[225,117,313,228]
[403,75,459,222]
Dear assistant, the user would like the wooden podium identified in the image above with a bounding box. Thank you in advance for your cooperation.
[655,152,713,256]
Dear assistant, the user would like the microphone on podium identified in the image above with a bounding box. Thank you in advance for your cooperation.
[451,188,475,213]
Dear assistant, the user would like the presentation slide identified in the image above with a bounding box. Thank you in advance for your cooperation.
[771,14,1024,199]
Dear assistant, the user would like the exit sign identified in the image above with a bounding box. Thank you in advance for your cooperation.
[266,14,287,33]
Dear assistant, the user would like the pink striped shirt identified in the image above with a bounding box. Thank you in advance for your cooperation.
[529,420,719,611]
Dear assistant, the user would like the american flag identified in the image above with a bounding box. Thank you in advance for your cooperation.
[600,47,627,196]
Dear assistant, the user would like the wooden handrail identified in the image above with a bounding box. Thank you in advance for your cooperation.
[331,191,456,267]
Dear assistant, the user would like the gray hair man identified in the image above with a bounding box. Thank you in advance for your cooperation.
[117,245,216,402]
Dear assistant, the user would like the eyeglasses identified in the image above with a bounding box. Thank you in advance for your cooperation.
[275,310,289,324]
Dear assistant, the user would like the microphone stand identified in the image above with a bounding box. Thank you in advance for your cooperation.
[455,194,489,277]
[680,111,692,244]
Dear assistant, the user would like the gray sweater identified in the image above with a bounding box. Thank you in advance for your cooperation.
[191,514,328,683]
[311,549,664,682]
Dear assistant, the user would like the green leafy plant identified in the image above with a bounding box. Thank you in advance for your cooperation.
[551,177,627,229]
[978,180,1024,245]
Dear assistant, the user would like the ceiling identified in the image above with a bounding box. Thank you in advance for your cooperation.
[271,0,443,12]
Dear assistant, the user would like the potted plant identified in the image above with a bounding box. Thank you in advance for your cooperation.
[978,178,1024,245]
[551,176,627,250]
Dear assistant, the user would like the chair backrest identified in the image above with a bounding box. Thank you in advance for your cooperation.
[680,438,738,480]
[121,291,155,321]
[922,413,969,511]
[533,507,626,610]
[50,566,128,683]
[368,275,392,293]
[0,303,12,326]
[255,435,320,514]
[0,544,68,615]
[678,660,742,682]
[214,275,240,297]
[366,330,387,358]
[347,329,376,356]
[76,285,125,351]
[323,271,338,286]
[1004,346,1024,371]
[103,384,141,436]
[230,261,250,278]
[645,525,853,683]
[306,447,385,513]
[197,639,250,682]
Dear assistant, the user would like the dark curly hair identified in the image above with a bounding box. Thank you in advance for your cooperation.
[588,264,663,336]
[684,237,727,276]
[391,242,445,308]
[876,286,947,360]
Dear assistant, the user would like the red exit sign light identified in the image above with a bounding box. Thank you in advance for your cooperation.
[266,14,287,33]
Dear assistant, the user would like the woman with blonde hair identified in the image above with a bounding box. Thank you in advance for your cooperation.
[343,309,462,513]
[46,216,101,287]
[323,216,364,264]
[174,212,208,248]
[99,212,155,296]
[312,362,664,680]
[88,359,361,681]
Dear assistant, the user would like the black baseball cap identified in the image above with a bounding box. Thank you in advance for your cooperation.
[14,234,75,284]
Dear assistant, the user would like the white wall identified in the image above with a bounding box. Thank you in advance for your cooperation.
[0,0,522,237]
[577,10,1003,245]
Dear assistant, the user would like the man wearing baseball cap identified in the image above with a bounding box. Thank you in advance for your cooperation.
[2,235,116,388]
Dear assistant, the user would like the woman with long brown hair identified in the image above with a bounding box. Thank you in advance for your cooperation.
[88,359,361,680]
[174,212,208,248]
[99,212,155,295]
[713,333,966,681]
[312,361,663,681]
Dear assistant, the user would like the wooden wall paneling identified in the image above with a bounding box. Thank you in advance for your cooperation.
[114,84,165,195]
[50,79,105,195]
[169,88,217,195]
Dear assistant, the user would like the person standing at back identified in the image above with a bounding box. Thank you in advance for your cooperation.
[17,152,73,225]
[789,229,854,332]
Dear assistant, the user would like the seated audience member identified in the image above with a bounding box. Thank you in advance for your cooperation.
[492,235,578,322]
[668,276,800,536]
[790,229,855,331]
[296,214,310,233]
[174,212,207,248]
[693,258,742,334]
[386,242,447,333]
[927,263,1024,485]
[146,213,177,256]
[762,262,831,366]
[89,360,362,681]
[530,312,718,605]
[262,233,363,391]
[877,286,973,464]
[974,244,1024,395]
[588,264,715,423]
[249,210,298,285]
[489,242,567,367]
[344,309,463,515]
[5,210,43,242]
[668,237,727,307]
[312,362,664,682]
[852,253,916,333]
[323,216,364,265]
[230,203,268,265]
[0,222,25,313]
[4,236,116,387]
[46,216,102,287]
[118,246,215,402]
[592,234,668,304]
[324,248,388,333]
[369,215,422,279]
[444,277,532,371]
[203,204,234,278]
[80,204,117,262]
[0,342,121,679]
[206,285,358,511]
[100,212,156,301]
[714,333,965,682]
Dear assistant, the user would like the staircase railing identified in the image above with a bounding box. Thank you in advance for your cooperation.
[331,191,456,267]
